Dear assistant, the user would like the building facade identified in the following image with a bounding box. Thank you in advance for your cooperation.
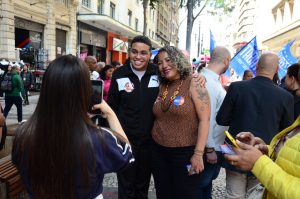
[1,0,177,66]
[236,0,256,42]
[0,0,78,66]
[262,0,300,58]
[156,0,179,46]
[77,0,163,64]
[229,0,274,53]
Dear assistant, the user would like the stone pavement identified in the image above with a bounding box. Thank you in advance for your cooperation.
[1,93,227,199]
[102,169,226,199]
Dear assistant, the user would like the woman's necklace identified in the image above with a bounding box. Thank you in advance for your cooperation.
[161,80,183,112]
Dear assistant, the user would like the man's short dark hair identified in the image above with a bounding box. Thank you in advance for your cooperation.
[131,35,152,50]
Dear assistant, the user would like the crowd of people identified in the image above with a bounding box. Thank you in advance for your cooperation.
[0,34,299,199]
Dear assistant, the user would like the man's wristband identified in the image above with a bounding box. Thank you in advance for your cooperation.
[205,147,215,153]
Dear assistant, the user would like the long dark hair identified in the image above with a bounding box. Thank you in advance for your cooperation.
[287,63,300,82]
[13,55,97,199]
[100,64,114,80]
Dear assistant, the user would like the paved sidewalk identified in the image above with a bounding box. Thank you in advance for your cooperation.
[102,169,226,199]
[1,93,227,199]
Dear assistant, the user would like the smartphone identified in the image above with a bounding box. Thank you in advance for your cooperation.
[220,142,235,154]
[225,131,239,148]
[186,164,197,175]
[89,80,104,114]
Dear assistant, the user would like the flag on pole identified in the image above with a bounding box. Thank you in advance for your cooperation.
[151,49,159,60]
[226,36,259,79]
[278,40,298,79]
[210,30,216,55]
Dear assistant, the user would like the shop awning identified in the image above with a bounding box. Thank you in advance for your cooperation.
[77,13,162,48]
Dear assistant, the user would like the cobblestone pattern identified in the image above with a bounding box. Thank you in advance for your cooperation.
[102,168,226,199]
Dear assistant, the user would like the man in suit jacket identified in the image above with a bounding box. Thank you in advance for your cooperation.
[216,52,294,199]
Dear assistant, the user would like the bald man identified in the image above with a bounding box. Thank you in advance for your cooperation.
[198,46,231,198]
[216,52,294,199]
[85,56,99,80]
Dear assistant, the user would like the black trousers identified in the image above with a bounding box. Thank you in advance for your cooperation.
[4,96,23,122]
[152,142,204,199]
[23,86,29,104]
[117,143,152,199]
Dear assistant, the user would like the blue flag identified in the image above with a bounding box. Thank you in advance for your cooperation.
[278,40,298,79]
[226,37,259,79]
[210,30,216,55]
[151,49,159,60]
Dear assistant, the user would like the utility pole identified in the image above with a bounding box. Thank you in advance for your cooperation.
[197,22,200,57]
[200,33,204,54]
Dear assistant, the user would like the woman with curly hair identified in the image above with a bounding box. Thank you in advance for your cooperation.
[151,46,211,199]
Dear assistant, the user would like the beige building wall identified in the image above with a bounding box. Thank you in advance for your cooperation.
[156,0,179,46]
[147,7,157,41]
[263,0,300,57]
[0,0,78,61]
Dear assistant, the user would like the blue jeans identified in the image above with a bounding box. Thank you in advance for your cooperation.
[198,151,224,199]
[152,142,204,199]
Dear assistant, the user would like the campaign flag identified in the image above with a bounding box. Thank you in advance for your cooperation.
[210,30,216,55]
[225,36,259,78]
[278,40,298,79]
[151,49,159,60]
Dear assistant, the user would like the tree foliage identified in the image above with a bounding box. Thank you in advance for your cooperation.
[179,0,236,53]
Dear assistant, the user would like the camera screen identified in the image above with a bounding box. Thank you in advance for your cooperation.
[91,80,103,105]
[89,80,103,114]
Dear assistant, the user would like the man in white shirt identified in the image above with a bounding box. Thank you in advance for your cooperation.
[85,56,99,80]
[199,46,231,198]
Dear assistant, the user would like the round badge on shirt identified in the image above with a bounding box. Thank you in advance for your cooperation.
[173,96,184,107]
[124,82,134,92]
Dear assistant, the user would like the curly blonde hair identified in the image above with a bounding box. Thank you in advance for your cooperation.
[154,46,191,84]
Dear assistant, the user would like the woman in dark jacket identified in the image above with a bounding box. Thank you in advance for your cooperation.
[285,63,300,119]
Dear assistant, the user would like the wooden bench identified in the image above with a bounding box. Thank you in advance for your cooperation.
[0,158,24,199]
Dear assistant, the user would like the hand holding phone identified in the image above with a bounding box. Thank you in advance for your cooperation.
[89,80,104,114]
[225,131,239,148]
[186,164,197,175]
[220,143,235,154]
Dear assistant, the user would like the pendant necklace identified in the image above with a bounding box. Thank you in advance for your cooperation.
[160,80,183,112]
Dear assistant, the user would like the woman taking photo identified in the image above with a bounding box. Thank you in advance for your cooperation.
[151,46,210,199]
[12,55,133,199]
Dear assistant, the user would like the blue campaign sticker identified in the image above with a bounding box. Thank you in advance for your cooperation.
[173,96,185,107]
